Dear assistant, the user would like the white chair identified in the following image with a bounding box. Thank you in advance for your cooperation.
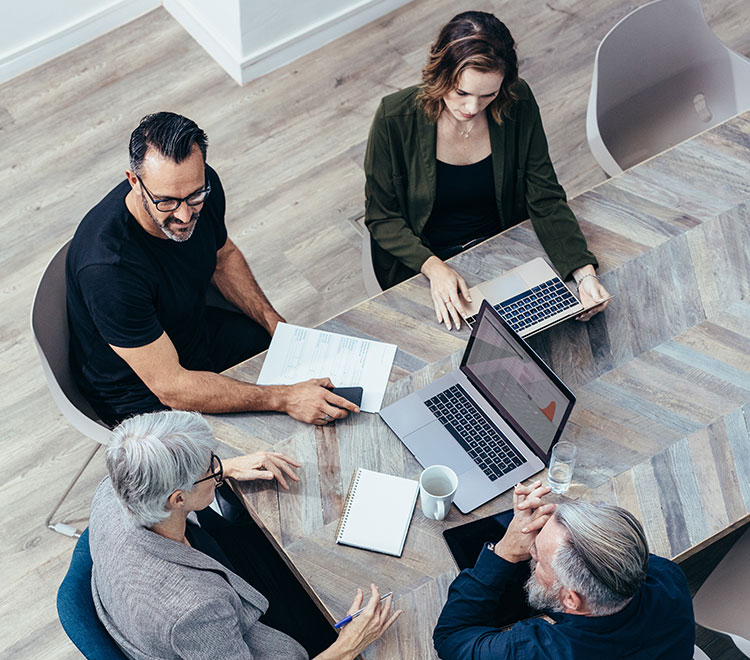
[30,241,111,538]
[692,527,750,657]
[357,214,383,298]
[586,0,750,176]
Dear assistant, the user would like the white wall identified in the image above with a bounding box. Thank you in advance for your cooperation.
[0,0,160,84]
[1,0,411,86]
[165,0,413,84]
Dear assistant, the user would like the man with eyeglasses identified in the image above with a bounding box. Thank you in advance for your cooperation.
[66,112,359,426]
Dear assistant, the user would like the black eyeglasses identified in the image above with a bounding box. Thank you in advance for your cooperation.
[194,453,223,486]
[137,172,211,212]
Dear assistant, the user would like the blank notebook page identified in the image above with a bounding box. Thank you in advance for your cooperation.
[336,468,419,557]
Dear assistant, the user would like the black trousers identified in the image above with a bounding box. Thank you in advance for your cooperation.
[195,485,338,658]
[197,305,272,373]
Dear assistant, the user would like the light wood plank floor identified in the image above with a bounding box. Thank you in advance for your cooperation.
[1,1,747,657]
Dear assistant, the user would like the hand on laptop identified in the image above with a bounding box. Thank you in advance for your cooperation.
[421,256,472,331]
[572,265,611,322]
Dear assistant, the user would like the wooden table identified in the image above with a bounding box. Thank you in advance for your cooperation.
[210,111,750,658]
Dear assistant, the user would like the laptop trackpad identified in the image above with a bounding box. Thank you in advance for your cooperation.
[480,273,526,302]
[405,422,476,473]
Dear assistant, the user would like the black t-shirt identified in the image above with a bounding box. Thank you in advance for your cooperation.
[66,165,228,422]
[422,154,500,250]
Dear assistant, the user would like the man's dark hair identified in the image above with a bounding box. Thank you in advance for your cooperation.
[129,112,208,175]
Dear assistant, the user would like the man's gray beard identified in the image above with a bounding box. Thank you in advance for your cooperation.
[141,195,199,242]
[525,559,565,613]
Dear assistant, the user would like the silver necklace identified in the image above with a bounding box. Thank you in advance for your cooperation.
[448,113,477,139]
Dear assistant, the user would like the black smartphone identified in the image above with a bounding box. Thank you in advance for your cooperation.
[331,386,363,408]
[442,509,513,571]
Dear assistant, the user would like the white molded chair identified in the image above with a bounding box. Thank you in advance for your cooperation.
[586,0,750,176]
[692,527,750,657]
[358,214,383,298]
[31,241,111,537]
[694,645,711,659]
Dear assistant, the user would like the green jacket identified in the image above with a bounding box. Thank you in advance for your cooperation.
[363,80,597,289]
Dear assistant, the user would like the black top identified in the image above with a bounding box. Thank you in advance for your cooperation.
[185,519,235,572]
[66,165,227,423]
[422,154,500,252]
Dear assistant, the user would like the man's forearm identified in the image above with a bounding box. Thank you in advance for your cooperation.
[433,548,528,659]
[156,368,287,414]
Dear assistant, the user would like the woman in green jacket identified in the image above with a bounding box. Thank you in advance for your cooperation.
[364,11,610,330]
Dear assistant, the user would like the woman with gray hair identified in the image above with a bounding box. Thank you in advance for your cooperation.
[89,410,401,660]
[434,481,694,659]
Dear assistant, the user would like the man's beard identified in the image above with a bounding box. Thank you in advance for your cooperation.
[524,559,565,613]
[142,195,199,242]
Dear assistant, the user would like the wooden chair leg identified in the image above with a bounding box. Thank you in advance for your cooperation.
[46,443,101,538]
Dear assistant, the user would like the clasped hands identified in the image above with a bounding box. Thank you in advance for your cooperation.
[493,480,556,563]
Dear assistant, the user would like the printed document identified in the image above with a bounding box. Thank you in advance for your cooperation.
[257,323,397,412]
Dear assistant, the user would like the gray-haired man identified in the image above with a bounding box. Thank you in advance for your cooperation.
[433,482,695,659]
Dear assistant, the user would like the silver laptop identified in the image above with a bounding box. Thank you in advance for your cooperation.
[380,300,575,513]
[463,257,601,338]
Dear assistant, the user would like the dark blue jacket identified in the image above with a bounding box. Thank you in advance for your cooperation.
[433,547,694,659]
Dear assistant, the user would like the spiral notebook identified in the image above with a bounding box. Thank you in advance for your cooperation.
[335,468,419,557]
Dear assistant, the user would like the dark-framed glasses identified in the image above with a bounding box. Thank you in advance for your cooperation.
[194,452,223,486]
[137,172,211,212]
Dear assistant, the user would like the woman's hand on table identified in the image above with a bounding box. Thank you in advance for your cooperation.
[421,256,472,330]
[223,451,301,490]
[572,265,610,322]
[319,585,402,660]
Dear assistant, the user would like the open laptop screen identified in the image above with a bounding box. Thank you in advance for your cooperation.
[461,301,575,460]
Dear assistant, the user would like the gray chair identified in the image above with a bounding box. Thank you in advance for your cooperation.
[30,240,111,538]
[692,527,750,657]
[586,0,750,176]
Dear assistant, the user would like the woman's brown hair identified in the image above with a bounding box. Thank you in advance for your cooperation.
[417,11,519,123]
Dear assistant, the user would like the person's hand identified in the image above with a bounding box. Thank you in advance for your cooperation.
[223,451,301,490]
[326,585,402,660]
[282,378,360,425]
[572,265,610,321]
[493,480,555,563]
[420,256,472,330]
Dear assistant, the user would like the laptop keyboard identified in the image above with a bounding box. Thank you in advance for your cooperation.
[425,384,524,482]
[464,277,579,332]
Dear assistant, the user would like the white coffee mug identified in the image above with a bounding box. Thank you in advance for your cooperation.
[419,465,458,521]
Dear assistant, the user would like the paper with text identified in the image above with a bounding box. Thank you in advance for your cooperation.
[257,323,397,412]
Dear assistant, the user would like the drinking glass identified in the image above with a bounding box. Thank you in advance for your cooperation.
[547,441,577,494]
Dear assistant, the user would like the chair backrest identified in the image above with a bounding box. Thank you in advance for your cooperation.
[359,216,383,298]
[586,0,750,175]
[57,529,129,660]
[30,241,110,444]
[693,527,750,656]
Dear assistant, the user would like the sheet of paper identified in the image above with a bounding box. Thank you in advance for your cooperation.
[256,323,397,412]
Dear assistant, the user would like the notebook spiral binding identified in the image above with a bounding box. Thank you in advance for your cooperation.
[335,468,363,541]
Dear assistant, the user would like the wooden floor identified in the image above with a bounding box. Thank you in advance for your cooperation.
[0,1,747,657]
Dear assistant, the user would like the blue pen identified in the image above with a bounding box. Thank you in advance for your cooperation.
[334,591,394,629]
